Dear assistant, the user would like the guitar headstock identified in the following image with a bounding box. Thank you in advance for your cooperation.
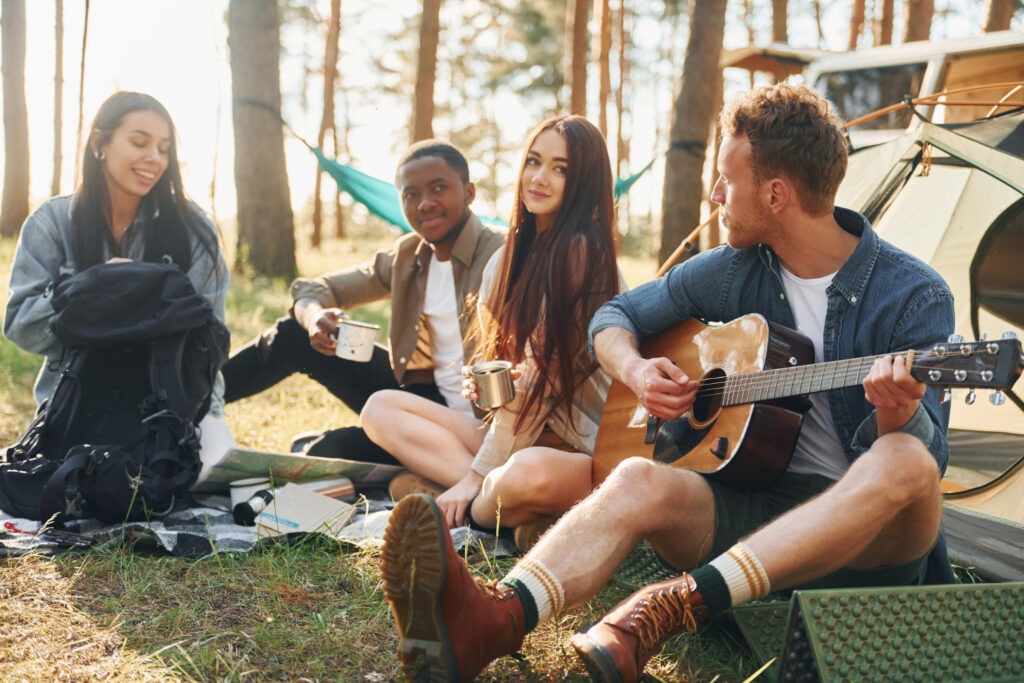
[911,333,1023,405]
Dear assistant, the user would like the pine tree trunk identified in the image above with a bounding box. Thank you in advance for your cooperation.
[901,0,933,42]
[313,0,342,248]
[412,0,441,142]
[596,0,611,136]
[73,0,89,188]
[51,0,64,197]
[569,0,589,116]
[983,0,1016,32]
[615,0,630,234]
[772,0,788,44]
[659,0,727,266]
[848,0,865,49]
[873,0,894,46]
[228,0,296,278]
[1,0,30,237]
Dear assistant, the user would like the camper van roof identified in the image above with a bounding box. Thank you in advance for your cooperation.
[805,30,1024,77]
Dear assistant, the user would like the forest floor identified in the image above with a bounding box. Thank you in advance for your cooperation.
[0,228,763,681]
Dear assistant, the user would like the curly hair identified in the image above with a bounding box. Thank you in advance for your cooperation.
[719,83,848,215]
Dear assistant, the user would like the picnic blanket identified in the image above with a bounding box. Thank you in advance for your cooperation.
[0,493,518,559]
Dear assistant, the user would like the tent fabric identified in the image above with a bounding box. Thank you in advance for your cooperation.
[838,112,1024,438]
[844,111,1024,582]
[942,504,1024,582]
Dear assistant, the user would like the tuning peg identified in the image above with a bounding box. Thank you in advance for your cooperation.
[1001,331,1018,340]
[940,388,952,404]
[990,391,1007,406]
[965,389,976,405]
[948,333,965,343]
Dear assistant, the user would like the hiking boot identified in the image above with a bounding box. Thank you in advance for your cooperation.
[381,494,527,682]
[388,471,446,500]
[512,514,559,553]
[570,573,707,683]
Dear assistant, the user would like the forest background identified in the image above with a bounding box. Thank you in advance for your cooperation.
[0,0,1022,680]
[2,0,1022,270]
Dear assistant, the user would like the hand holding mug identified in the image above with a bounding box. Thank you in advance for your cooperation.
[462,361,518,409]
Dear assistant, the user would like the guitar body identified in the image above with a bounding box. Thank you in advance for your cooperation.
[593,314,815,491]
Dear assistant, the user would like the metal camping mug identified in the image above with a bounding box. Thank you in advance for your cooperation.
[470,360,515,410]
[332,319,379,362]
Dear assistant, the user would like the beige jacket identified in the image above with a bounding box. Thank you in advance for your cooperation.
[469,248,626,476]
[290,214,505,386]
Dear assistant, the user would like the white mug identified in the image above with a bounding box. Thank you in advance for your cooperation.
[333,319,379,362]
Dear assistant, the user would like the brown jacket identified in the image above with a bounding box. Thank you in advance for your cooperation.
[290,214,505,386]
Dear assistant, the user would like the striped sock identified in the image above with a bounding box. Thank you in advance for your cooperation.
[707,542,771,606]
[498,558,565,633]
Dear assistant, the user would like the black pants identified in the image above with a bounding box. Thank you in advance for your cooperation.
[222,316,445,464]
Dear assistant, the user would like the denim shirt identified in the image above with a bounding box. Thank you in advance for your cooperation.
[4,195,229,416]
[589,207,954,474]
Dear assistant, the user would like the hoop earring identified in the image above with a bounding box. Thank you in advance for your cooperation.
[94,150,105,161]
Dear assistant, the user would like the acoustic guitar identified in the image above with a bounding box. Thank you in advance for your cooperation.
[592,314,1023,491]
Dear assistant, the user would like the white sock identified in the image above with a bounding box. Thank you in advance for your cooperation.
[500,558,565,628]
[708,542,771,606]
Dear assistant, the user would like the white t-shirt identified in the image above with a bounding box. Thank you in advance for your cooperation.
[779,265,848,481]
[422,253,474,415]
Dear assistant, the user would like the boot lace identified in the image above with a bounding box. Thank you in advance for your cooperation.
[628,581,699,655]
[476,578,515,601]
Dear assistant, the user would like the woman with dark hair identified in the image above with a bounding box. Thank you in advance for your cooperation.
[4,91,232,477]
[361,115,622,534]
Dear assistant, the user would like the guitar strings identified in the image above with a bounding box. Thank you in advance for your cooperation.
[681,348,998,402]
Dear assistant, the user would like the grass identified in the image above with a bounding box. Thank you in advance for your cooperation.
[0,227,763,681]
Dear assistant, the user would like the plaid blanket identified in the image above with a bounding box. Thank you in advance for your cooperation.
[0,494,517,559]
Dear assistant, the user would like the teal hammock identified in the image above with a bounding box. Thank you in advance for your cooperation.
[310,146,661,234]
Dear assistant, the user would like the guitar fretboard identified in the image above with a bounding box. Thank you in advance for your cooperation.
[721,352,910,406]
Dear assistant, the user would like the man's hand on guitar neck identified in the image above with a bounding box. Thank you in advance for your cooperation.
[593,326,698,420]
[863,354,926,436]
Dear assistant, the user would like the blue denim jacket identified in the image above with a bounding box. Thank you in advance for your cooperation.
[589,207,955,473]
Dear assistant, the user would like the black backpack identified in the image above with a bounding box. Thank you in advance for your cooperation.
[0,261,230,524]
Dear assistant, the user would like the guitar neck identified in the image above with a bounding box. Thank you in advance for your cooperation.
[722,352,907,406]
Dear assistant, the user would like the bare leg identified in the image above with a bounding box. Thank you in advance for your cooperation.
[746,432,942,589]
[361,390,486,487]
[523,457,716,607]
[470,447,593,528]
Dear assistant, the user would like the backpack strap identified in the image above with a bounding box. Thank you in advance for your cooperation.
[143,332,201,495]
[148,332,191,419]
[37,445,94,522]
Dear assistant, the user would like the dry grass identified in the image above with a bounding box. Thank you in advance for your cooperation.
[0,227,759,681]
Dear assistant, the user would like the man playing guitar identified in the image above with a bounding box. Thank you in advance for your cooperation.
[379,83,957,683]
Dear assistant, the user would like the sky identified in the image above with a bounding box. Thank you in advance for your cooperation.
[3,0,1021,227]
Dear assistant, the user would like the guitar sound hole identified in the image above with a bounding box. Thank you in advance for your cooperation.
[691,368,726,423]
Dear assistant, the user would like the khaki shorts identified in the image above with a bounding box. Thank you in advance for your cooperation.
[692,471,926,590]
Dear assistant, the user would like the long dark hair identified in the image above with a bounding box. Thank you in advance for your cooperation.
[478,115,618,432]
[71,91,219,272]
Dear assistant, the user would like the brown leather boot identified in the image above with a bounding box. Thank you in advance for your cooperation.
[388,471,446,500]
[381,494,527,682]
[570,573,707,683]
